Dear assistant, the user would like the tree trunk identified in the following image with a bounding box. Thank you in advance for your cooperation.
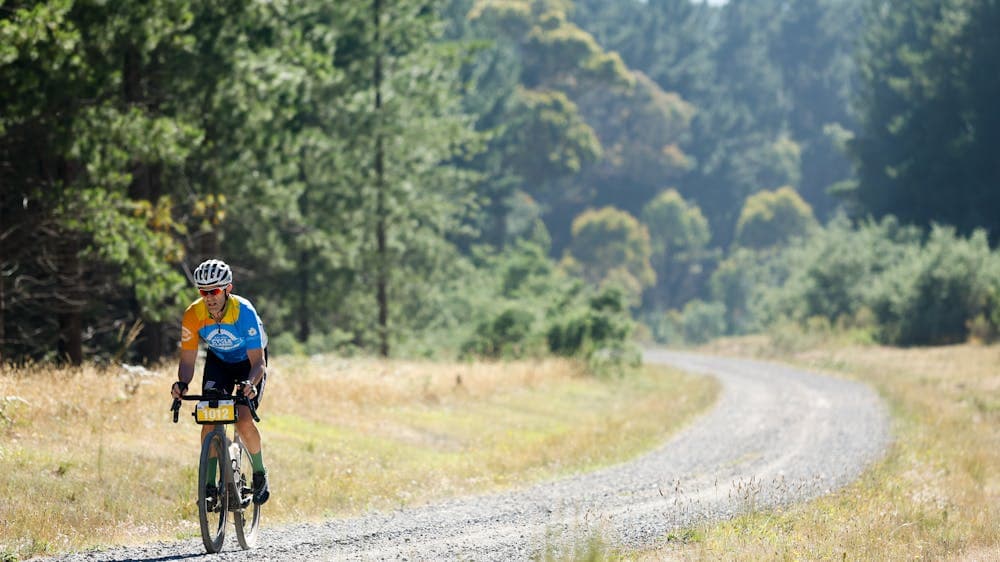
[55,156,85,365]
[299,248,311,342]
[124,45,169,363]
[488,192,509,248]
[58,311,83,365]
[199,230,220,260]
[57,240,84,365]
[0,262,5,362]
[374,0,389,358]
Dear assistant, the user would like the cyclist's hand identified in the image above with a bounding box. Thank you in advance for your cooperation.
[240,380,258,398]
[171,381,189,399]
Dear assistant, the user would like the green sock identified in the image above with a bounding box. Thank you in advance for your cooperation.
[206,459,218,487]
[250,451,266,474]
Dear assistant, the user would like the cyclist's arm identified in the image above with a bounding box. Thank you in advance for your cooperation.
[176,307,200,398]
[173,349,198,398]
[243,347,266,395]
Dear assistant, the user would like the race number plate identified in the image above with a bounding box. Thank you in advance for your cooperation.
[195,400,236,424]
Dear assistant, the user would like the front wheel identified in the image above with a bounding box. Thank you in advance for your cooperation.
[232,441,261,549]
[198,431,228,553]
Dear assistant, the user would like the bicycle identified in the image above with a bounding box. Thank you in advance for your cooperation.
[171,386,262,553]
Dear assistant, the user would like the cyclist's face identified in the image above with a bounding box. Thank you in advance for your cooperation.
[200,284,230,315]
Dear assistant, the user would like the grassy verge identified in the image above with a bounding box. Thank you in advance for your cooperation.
[644,337,1000,561]
[0,356,717,560]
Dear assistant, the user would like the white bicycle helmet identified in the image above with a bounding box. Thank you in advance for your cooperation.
[193,259,233,288]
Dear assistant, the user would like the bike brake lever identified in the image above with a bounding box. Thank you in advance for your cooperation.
[237,382,262,423]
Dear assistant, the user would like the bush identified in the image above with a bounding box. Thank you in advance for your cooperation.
[269,329,358,357]
[709,247,779,335]
[546,286,639,375]
[646,300,726,346]
[679,300,727,344]
[865,226,999,345]
[758,215,921,326]
[461,305,540,358]
[748,218,1000,346]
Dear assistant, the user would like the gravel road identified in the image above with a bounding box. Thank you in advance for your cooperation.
[42,350,890,561]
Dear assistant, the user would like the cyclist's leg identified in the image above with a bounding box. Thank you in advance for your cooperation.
[201,352,233,490]
[231,349,269,504]
[232,350,266,455]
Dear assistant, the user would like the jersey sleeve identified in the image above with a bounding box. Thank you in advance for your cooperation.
[240,303,265,350]
[180,306,200,351]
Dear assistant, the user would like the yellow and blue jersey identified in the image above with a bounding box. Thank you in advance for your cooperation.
[180,294,267,363]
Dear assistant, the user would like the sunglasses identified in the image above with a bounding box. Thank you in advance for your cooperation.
[199,287,226,297]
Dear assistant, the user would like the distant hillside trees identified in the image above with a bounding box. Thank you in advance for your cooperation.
[848,0,1000,240]
[734,187,818,250]
[454,0,694,252]
[561,207,655,304]
[640,189,712,311]
[572,0,863,244]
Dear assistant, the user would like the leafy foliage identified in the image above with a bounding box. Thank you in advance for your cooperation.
[640,189,713,310]
[712,217,1000,346]
[445,242,638,374]
[734,187,818,250]
[562,207,655,304]
[4,0,1000,363]
[864,226,999,345]
[546,286,640,376]
[849,0,1000,240]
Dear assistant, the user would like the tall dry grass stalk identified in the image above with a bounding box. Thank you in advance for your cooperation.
[0,355,717,560]
[655,339,1000,561]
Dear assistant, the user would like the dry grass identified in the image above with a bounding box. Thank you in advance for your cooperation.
[0,355,717,560]
[649,338,1000,561]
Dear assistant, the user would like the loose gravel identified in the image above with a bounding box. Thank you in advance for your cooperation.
[39,350,891,561]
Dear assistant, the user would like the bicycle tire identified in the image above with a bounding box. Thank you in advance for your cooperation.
[198,431,229,553]
[232,440,261,549]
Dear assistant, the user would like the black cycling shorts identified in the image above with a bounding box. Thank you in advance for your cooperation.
[202,348,268,410]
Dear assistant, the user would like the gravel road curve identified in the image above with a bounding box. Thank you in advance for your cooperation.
[41,350,890,561]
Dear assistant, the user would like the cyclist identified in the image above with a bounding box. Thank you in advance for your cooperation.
[170,258,270,505]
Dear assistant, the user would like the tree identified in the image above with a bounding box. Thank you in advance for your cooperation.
[0,0,216,363]
[571,71,696,225]
[734,186,818,250]
[562,206,655,303]
[573,0,863,244]
[641,189,711,309]
[349,0,478,355]
[848,0,1000,239]
[1,1,477,362]
[459,0,655,252]
[770,0,863,217]
[570,0,717,103]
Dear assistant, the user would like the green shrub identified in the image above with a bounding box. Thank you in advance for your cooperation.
[709,247,779,335]
[758,215,921,326]
[546,286,639,375]
[461,305,539,358]
[679,300,727,344]
[865,226,999,346]
[269,329,358,357]
[749,218,1000,346]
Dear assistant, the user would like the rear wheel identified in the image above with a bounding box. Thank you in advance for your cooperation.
[198,431,228,553]
[233,441,261,549]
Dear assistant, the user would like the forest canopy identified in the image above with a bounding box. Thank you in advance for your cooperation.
[2,0,999,364]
